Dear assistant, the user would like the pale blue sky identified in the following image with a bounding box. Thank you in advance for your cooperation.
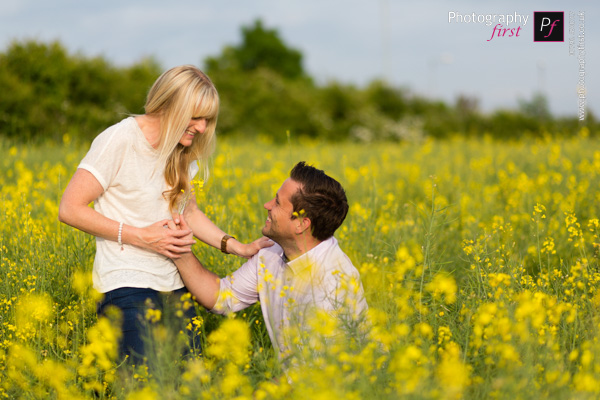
[1,0,596,117]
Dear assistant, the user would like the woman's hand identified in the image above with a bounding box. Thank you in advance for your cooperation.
[135,219,196,259]
[228,236,274,259]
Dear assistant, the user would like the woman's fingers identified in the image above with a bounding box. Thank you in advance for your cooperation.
[141,220,194,256]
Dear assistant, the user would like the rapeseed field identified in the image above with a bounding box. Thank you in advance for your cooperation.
[1,129,600,399]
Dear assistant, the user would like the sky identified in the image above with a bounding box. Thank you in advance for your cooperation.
[0,0,596,118]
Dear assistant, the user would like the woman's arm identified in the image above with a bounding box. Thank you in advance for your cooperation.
[59,168,195,258]
[181,197,272,258]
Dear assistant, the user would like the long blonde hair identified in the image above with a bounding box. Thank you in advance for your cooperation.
[144,65,219,212]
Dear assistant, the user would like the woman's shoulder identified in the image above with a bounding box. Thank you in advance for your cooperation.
[98,117,138,139]
[90,117,139,149]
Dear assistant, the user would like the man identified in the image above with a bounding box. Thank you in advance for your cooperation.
[174,161,368,361]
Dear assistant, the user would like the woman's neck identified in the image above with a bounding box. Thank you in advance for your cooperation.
[135,114,161,149]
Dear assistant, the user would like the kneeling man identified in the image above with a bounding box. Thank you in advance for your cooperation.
[174,162,368,362]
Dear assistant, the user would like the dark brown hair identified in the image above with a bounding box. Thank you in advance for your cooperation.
[289,161,349,241]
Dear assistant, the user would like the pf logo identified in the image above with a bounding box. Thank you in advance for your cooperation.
[534,11,564,42]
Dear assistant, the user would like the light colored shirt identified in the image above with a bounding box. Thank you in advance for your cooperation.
[212,236,368,357]
[79,117,199,293]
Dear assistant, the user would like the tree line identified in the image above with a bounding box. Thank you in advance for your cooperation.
[0,20,595,143]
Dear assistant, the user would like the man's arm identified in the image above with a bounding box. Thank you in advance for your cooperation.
[172,216,260,313]
[173,252,220,309]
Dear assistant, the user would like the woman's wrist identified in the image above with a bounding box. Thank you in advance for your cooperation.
[222,236,239,255]
[122,224,143,249]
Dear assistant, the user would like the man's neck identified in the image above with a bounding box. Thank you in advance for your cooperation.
[282,236,322,261]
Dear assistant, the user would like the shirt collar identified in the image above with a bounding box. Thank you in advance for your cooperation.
[286,236,337,275]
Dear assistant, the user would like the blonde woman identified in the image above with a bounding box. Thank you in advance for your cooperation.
[59,65,270,364]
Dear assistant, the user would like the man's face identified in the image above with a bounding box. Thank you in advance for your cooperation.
[262,178,301,243]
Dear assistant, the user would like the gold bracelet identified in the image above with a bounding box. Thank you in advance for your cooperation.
[221,234,234,254]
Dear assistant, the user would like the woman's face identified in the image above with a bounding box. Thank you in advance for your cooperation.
[179,117,208,147]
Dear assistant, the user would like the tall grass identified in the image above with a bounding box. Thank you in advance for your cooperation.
[2,129,600,399]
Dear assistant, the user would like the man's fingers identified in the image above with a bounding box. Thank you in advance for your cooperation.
[178,214,190,230]
[166,220,178,230]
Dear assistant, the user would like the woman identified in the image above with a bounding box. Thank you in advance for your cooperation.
[59,65,270,364]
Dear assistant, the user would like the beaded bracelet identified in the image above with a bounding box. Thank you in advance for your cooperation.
[118,222,124,251]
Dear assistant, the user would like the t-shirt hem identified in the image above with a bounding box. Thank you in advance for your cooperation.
[78,163,109,190]
[96,282,186,294]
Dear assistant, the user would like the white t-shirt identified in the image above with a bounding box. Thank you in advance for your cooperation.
[79,117,199,293]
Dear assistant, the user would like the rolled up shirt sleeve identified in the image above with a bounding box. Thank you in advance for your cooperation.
[210,255,260,315]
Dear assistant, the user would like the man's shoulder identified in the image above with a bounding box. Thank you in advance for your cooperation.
[316,237,358,274]
[254,242,285,263]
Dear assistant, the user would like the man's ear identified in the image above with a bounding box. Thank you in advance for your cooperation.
[295,217,311,235]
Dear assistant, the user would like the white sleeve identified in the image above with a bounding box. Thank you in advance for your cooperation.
[210,255,260,314]
[78,123,128,191]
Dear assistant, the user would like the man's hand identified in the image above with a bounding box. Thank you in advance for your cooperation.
[173,214,194,240]
[169,214,220,310]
